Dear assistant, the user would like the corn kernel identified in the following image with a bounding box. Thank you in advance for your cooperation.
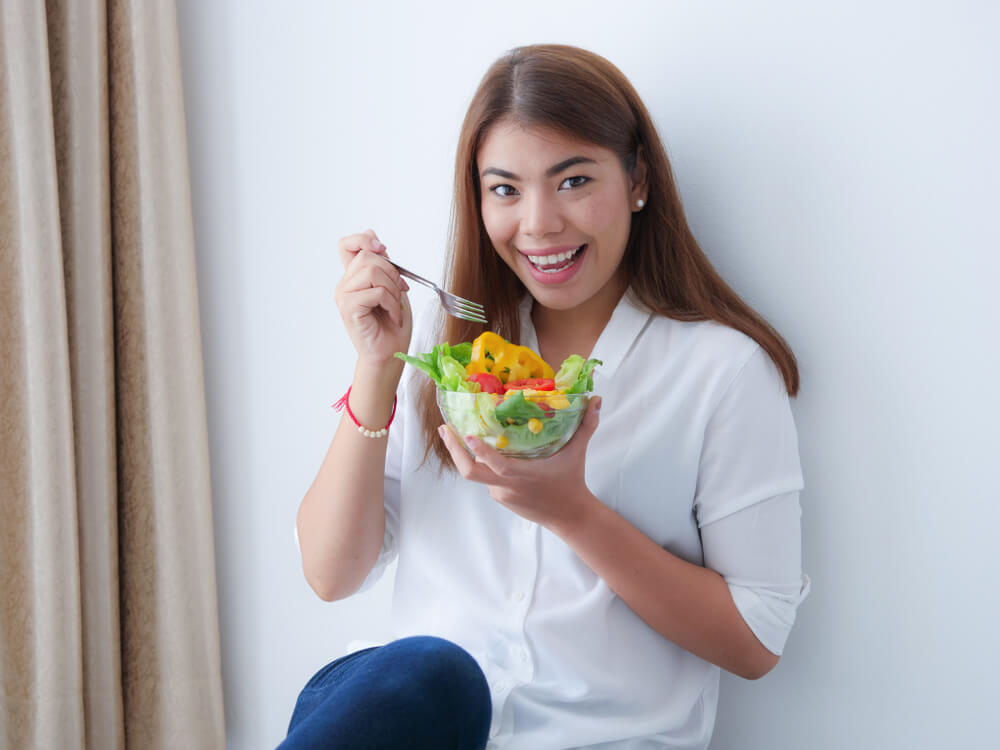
[496,434,509,449]
[546,394,570,410]
[527,418,543,434]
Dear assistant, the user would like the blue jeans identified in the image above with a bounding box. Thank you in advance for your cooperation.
[278,636,492,750]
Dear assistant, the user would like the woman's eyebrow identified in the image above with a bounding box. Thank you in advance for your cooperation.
[480,156,598,180]
[545,156,597,176]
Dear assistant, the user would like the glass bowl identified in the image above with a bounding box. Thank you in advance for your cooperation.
[436,388,591,459]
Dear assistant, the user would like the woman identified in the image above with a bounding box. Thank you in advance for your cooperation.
[286,44,809,750]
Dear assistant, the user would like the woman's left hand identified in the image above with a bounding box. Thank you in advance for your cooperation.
[437,397,603,530]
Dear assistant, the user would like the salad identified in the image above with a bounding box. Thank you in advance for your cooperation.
[396,332,601,457]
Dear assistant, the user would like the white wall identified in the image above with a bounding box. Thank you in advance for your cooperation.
[175,1,1000,747]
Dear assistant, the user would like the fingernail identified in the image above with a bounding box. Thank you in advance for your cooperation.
[438,425,446,437]
[401,279,410,291]
[595,397,602,412]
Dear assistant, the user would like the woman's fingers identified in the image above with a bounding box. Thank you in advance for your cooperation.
[337,230,385,268]
[332,230,414,362]
[438,426,499,484]
[341,286,406,328]
[336,254,411,328]
[337,231,408,289]
[341,243,409,291]
[335,248,409,323]
[462,436,514,478]
[335,266,400,315]
[339,260,407,297]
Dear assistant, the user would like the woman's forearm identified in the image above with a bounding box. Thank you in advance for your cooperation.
[296,360,403,601]
[550,494,780,680]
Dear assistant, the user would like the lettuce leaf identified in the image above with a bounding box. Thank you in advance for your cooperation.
[440,355,479,392]
[395,352,442,384]
[447,342,473,366]
[395,341,475,390]
[494,390,545,424]
[554,355,603,394]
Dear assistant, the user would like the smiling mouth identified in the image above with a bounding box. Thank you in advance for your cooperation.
[524,245,586,274]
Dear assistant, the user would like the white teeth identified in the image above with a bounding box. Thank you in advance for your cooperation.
[526,245,583,271]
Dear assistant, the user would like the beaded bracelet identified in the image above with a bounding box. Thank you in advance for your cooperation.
[332,386,397,438]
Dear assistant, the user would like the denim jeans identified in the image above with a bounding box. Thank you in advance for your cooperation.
[277,635,492,750]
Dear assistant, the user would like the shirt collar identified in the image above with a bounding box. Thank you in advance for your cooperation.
[518,289,653,380]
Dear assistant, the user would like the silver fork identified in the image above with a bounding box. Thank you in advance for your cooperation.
[388,260,487,324]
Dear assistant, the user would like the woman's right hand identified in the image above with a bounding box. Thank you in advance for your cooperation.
[335,229,413,368]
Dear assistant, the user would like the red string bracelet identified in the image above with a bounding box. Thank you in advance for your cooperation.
[332,386,397,438]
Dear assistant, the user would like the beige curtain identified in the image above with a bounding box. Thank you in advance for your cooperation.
[0,1,225,748]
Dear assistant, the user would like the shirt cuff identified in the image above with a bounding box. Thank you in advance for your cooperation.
[728,574,811,656]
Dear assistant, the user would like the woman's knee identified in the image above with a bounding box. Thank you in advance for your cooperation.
[382,636,490,703]
[377,637,491,736]
[282,637,491,749]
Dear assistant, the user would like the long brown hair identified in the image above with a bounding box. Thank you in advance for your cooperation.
[417,44,799,470]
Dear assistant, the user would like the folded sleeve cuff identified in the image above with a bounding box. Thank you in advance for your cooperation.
[728,574,811,656]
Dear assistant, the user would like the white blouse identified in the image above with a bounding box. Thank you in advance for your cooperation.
[352,291,810,749]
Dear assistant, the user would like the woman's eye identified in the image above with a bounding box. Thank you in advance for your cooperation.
[559,175,590,190]
[490,184,518,197]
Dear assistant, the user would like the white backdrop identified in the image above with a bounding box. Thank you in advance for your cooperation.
[175,1,1000,748]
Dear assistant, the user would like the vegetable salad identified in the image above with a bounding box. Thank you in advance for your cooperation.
[396,332,601,456]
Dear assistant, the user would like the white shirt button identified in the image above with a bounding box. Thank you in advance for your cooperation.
[512,591,525,602]
[493,680,507,693]
[522,519,533,531]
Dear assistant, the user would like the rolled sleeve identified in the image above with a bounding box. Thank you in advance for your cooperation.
[701,491,810,655]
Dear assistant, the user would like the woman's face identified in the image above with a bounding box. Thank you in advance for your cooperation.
[477,120,645,315]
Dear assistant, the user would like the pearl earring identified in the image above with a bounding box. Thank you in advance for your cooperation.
[636,199,645,209]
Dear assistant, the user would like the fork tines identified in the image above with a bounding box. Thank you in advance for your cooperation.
[447,296,487,324]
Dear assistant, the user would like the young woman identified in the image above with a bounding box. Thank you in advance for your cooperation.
[285,44,809,750]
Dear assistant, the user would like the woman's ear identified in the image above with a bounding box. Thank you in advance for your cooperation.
[630,145,649,207]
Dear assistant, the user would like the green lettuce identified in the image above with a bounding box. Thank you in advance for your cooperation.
[395,341,477,391]
[554,355,603,394]
[494,390,546,424]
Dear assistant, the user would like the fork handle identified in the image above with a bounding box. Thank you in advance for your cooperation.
[387,261,437,291]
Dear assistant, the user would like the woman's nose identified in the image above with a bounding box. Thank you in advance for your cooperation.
[519,190,564,238]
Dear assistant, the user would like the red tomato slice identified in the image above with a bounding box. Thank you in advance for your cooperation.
[467,372,504,394]
[503,378,556,392]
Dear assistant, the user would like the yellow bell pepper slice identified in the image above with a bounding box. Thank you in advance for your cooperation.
[465,332,555,384]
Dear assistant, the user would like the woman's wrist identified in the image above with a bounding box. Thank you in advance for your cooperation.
[348,358,404,428]
[354,354,404,384]
[546,488,605,544]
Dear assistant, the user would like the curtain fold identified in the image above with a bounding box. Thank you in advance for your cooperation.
[48,2,124,747]
[0,1,225,748]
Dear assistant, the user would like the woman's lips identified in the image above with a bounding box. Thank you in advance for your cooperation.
[520,244,587,283]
